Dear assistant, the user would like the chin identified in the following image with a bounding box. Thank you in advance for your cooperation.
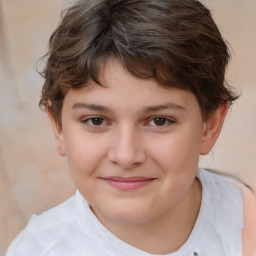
[94,202,154,225]
[111,205,158,224]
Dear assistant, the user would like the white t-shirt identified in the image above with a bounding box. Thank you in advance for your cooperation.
[5,169,243,256]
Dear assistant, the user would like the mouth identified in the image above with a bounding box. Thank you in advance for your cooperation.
[101,176,156,191]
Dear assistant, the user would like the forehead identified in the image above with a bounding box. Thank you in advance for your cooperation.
[63,60,201,115]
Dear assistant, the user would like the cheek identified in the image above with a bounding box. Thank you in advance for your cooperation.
[148,128,202,172]
[63,132,107,177]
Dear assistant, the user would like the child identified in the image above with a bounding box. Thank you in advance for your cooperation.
[5,0,256,255]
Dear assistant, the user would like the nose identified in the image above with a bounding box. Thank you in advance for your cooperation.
[107,126,146,169]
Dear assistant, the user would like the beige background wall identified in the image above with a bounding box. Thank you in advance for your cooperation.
[0,0,255,254]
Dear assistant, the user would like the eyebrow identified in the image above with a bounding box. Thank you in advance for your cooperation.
[142,103,186,113]
[72,103,112,112]
[72,102,186,113]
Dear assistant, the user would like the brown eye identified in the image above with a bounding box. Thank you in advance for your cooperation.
[90,117,104,126]
[147,116,175,128]
[82,116,107,127]
[153,117,167,126]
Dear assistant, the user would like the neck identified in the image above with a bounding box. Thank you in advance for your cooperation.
[94,178,202,254]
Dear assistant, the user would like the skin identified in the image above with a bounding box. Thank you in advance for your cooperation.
[235,183,256,255]
[49,59,228,254]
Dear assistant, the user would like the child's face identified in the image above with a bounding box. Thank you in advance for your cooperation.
[52,59,210,225]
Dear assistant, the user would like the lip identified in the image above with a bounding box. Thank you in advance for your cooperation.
[102,176,155,191]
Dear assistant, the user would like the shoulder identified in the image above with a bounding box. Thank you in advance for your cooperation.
[198,169,243,213]
[5,195,77,255]
[200,169,256,256]
[197,169,244,254]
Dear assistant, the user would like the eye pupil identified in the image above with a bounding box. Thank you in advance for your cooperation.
[154,117,166,126]
[92,117,104,126]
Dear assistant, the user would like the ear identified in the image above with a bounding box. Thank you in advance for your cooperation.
[200,103,229,155]
[47,108,66,156]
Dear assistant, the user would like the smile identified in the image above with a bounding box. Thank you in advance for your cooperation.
[102,176,155,191]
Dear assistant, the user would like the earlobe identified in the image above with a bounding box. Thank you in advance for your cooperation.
[47,108,66,156]
[200,103,229,155]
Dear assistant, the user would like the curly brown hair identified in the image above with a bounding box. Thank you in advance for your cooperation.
[39,0,238,127]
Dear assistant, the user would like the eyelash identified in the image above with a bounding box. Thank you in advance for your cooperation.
[81,116,175,129]
[146,116,175,127]
[81,116,109,127]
